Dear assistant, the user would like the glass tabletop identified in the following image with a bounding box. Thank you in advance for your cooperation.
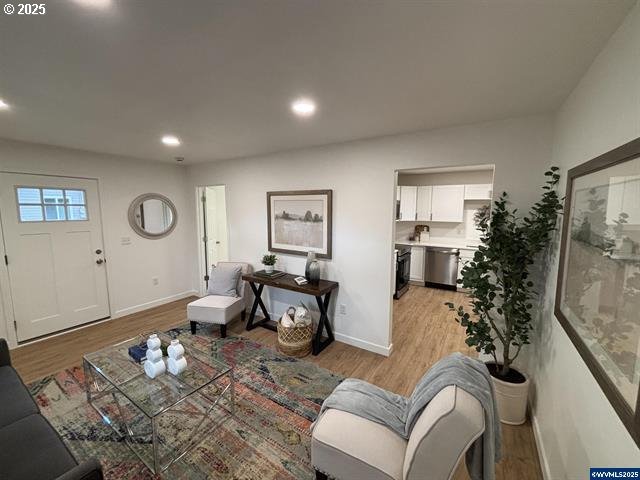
[83,332,232,417]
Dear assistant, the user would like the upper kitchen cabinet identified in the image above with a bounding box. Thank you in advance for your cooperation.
[399,186,417,221]
[431,185,465,222]
[464,184,493,200]
[416,186,432,221]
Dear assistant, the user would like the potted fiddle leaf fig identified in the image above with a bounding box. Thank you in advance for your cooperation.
[446,167,563,424]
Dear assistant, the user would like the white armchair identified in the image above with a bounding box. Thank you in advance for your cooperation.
[187,262,252,338]
[311,385,484,480]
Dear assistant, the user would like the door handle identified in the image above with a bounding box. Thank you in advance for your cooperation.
[96,259,104,265]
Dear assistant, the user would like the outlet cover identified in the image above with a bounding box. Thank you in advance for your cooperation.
[339,304,347,315]
[152,277,159,286]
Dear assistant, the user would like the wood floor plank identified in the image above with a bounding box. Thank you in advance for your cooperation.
[10,285,542,479]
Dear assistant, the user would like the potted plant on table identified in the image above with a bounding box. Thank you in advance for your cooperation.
[446,167,563,425]
[261,253,277,274]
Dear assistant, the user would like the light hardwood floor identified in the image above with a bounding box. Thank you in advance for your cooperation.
[11,285,542,480]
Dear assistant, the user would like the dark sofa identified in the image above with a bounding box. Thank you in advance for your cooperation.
[0,339,103,480]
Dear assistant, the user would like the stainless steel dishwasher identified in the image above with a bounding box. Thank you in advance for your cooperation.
[425,247,460,288]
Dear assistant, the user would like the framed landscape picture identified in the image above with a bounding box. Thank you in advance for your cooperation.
[555,137,640,446]
[267,190,332,258]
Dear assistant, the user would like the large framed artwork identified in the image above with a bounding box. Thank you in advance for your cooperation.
[267,190,332,258]
[555,137,640,446]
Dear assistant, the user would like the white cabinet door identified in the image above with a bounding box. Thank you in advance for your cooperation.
[464,184,493,200]
[416,186,432,221]
[399,186,417,221]
[457,249,475,290]
[431,185,465,222]
[410,246,425,281]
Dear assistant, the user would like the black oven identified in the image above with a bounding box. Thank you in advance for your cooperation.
[394,245,411,299]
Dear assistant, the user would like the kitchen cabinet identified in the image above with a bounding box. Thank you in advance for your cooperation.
[410,246,425,282]
[431,185,465,222]
[399,186,417,221]
[464,184,493,200]
[416,186,432,221]
[457,249,476,290]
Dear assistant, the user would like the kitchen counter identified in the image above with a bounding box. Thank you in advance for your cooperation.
[395,239,480,250]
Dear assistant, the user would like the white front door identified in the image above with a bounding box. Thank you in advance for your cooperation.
[0,173,110,341]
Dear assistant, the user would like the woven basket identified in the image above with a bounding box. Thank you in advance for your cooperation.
[277,317,313,358]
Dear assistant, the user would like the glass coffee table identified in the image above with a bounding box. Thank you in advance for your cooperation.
[83,332,234,475]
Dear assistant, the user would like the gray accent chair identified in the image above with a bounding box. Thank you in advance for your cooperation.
[312,385,484,480]
[187,262,252,338]
[0,338,103,480]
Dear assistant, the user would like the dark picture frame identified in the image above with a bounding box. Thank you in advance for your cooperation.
[555,137,640,447]
[267,190,333,259]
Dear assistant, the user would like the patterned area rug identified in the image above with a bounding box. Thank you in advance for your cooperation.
[28,324,343,479]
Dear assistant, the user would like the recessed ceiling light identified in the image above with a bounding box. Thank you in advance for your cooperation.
[161,135,181,147]
[0,99,10,110]
[71,0,112,8]
[291,97,316,117]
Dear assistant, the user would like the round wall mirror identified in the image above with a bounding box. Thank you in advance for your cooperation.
[128,193,178,239]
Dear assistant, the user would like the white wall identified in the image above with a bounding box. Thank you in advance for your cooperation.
[0,139,198,347]
[530,3,640,478]
[187,115,553,355]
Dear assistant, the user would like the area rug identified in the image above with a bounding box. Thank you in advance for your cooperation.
[28,324,343,479]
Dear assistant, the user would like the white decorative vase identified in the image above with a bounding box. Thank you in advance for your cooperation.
[264,265,274,273]
[490,366,530,425]
[144,358,166,379]
[167,339,187,375]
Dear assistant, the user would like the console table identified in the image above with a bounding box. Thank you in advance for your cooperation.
[241,272,339,355]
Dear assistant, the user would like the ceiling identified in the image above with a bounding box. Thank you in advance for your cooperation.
[0,0,634,163]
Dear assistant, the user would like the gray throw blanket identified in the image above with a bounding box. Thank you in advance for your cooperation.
[314,353,501,480]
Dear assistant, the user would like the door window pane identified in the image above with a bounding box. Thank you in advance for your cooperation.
[67,205,87,221]
[16,186,88,222]
[16,188,41,204]
[42,189,65,204]
[44,205,66,221]
[19,205,43,222]
[65,190,85,205]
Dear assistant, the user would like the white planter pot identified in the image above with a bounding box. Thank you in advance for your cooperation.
[490,367,530,425]
[264,265,274,273]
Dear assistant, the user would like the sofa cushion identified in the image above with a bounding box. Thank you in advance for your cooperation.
[187,295,245,325]
[0,414,77,480]
[0,365,39,428]
[312,409,407,480]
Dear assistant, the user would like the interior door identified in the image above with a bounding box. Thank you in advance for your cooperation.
[0,173,110,341]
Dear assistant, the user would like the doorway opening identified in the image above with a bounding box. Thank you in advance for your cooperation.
[197,185,229,294]
[390,164,495,351]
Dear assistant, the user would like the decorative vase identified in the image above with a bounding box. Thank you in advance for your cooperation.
[487,363,530,425]
[307,259,320,285]
[264,265,274,273]
[305,252,317,279]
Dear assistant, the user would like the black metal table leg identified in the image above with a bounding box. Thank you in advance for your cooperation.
[246,282,277,332]
[313,291,334,355]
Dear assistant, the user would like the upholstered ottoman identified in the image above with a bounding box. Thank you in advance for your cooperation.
[311,385,484,480]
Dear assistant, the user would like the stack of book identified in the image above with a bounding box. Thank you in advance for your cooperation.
[255,269,286,278]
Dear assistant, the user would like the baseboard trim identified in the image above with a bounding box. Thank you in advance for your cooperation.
[334,332,393,357]
[531,412,552,480]
[113,290,198,318]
